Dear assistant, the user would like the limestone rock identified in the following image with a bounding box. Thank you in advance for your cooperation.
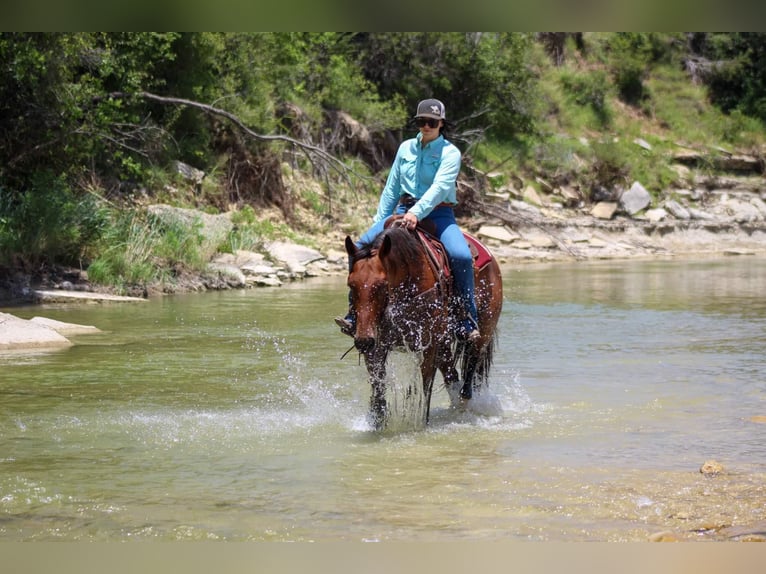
[265,241,325,276]
[0,312,73,350]
[645,208,667,222]
[591,202,618,220]
[665,199,691,220]
[620,181,652,216]
[28,317,101,336]
[477,225,518,243]
[523,185,544,207]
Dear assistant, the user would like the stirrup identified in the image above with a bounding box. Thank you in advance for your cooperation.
[456,318,480,342]
[334,316,355,337]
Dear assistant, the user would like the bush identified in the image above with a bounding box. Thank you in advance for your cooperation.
[87,209,207,291]
[0,173,109,269]
[559,69,613,128]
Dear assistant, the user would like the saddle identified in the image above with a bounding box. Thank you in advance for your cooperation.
[384,215,494,279]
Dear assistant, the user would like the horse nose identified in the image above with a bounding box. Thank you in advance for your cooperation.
[354,337,375,353]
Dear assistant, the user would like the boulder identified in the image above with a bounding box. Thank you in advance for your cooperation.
[591,202,618,220]
[523,185,544,207]
[645,208,667,222]
[0,312,73,350]
[29,317,101,336]
[664,199,691,220]
[620,182,652,216]
[477,225,518,243]
[265,241,325,276]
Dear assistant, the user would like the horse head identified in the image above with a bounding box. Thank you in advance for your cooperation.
[345,235,388,353]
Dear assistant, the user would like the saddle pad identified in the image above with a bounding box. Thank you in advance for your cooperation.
[463,232,493,270]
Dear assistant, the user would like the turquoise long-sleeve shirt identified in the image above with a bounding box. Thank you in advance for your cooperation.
[372,132,462,224]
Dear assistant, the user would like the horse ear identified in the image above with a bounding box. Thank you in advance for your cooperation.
[379,234,392,259]
[345,236,356,257]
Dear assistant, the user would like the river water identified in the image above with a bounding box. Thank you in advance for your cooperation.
[1,256,765,541]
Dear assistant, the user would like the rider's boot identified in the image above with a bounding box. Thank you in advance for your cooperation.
[334,312,355,337]
[456,315,480,343]
[334,290,356,337]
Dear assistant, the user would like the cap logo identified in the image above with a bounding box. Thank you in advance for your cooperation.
[429,104,441,115]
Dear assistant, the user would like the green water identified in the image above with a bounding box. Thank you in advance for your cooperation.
[1,258,765,541]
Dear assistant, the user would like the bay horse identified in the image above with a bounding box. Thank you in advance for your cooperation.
[344,215,503,429]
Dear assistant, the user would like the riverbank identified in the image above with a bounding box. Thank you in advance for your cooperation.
[2,208,766,309]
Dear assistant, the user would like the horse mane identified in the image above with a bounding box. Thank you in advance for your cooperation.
[354,227,424,275]
[381,227,424,275]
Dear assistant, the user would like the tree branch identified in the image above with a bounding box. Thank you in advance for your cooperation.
[105,91,361,185]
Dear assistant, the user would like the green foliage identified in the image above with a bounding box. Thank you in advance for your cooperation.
[86,211,163,288]
[688,33,766,124]
[584,140,631,196]
[0,172,109,269]
[357,33,539,138]
[87,209,207,290]
[2,32,766,292]
[558,69,613,128]
[604,33,672,106]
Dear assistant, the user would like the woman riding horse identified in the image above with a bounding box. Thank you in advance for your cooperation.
[336,98,480,343]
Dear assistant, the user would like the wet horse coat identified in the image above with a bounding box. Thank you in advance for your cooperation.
[344,217,503,429]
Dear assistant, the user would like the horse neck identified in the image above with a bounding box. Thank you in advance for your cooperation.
[384,241,437,299]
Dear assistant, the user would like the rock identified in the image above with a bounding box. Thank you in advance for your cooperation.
[523,185,544,207]
[664,199,691,220]
[265,241,325,276]
[325,249,348,265]
[724,198,762,223]
[645,208,667,222]
[671,164,692,183]
[687,207,715,221]
[28,317,101,336]
[32,290,146,304]
[634,137,652,150]
[0,312,73,350]
[557,186,582,207]
[247,275,282,287]
[240,263,278,276]
[750,197,766,218]
[690,188,707,202]
[672,149,705,165]
[700,460,725,476]
[620,181,652,215]
[525,234,556,248]
[591,202,618,220]
[172,161,205,185]
[233,250,266,267]
[205,263,246,287]
[477,225,518,243]
[561,228,590,243]
[509,199,542,217]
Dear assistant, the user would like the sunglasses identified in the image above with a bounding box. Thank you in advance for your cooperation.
[415,117,440,128]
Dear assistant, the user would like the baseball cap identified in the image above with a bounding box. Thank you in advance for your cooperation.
[414,99,446,120]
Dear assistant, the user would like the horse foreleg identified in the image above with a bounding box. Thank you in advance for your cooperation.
[365,350,388,430]
[460,345,480,401]
[420,348,438,424]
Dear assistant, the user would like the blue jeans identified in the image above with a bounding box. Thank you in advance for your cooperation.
[358,204,478,326]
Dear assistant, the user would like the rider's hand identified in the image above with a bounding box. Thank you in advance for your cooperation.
[403,212,418,230]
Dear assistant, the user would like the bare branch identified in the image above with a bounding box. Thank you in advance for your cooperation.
[104,91,363,186]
